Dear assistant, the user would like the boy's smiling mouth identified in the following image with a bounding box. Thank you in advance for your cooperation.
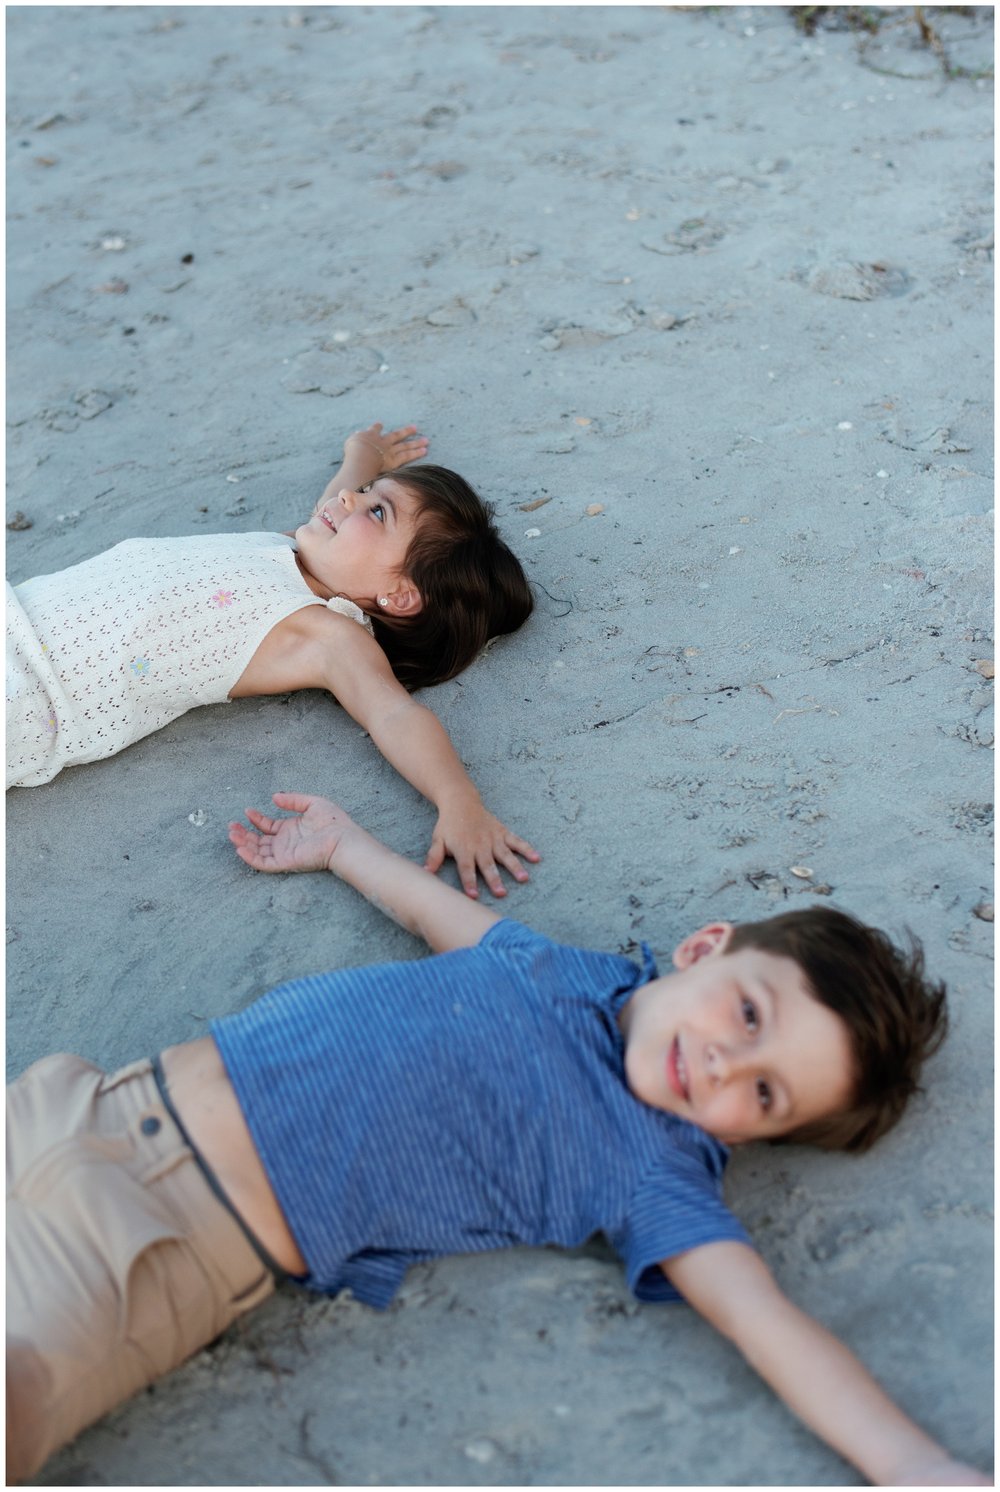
[668,1036,691,1103]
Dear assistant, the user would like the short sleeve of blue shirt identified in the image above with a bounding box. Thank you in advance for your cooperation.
[480,919,753,1304]
[609,1149,753,1303]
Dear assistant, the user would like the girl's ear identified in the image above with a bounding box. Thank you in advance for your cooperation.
[382,581,423,618]
[673,922,733,970]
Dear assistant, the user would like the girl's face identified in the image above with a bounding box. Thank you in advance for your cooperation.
[295,478,423,614]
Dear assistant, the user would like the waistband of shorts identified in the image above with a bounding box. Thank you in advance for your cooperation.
[150,1054,290,1284]
[95,1056,282,1299]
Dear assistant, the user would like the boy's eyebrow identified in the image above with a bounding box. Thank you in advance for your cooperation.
[757,978,796,1121]
[751,975,780,1028]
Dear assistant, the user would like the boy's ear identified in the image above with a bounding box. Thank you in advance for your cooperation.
[673,922,733,970]
[382,580,423,618]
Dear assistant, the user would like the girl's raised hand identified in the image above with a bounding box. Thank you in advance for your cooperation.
[425,802,541,900]
[343,422,429,473]
[229,792,356,874]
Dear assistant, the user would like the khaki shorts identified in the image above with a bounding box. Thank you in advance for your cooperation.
[6,1054,276,1483]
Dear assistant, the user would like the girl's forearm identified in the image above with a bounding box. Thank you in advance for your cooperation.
[319,461,373,506]
[366,698,482,812]
[320,438,385,505]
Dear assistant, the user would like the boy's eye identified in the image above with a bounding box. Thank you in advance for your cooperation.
[756,1078,772,1112]
[741,997,759,1033]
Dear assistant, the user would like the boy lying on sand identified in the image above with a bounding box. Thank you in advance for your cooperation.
[6,793,989,1485]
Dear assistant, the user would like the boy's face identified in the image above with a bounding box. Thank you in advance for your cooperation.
[295,477,423,614]
[619,923,855,1145]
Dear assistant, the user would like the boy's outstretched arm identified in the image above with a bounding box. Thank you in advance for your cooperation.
[229,793,502,954]
[662,1243,990,1486]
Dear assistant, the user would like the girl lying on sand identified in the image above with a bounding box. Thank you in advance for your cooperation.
[6,423,538,896]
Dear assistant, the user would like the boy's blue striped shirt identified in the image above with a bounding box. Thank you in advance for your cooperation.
[212,919,751,1308]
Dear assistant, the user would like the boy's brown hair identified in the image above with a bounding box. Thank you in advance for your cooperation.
[365,464,534,691]
[727,905,948,1153]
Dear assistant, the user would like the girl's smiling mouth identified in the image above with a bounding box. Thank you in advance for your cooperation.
[318,507,337,532]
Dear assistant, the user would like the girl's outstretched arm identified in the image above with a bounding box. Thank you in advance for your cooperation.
[229,793,501,954]
[328,646,540,898]
[233,610,540,897]
[318,422,429,506]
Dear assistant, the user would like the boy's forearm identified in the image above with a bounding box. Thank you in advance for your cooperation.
[732,1286,945,1483]
[328,822,499,953]
[665,1244,952,1485]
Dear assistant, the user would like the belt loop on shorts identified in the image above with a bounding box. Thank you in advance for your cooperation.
[99,1056,156,1092]
[151,1054,290,1284]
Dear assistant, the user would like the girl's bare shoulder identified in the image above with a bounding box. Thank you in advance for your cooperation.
[230,602,379,698]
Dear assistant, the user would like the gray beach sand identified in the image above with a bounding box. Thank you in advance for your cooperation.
[6,5,993,1485]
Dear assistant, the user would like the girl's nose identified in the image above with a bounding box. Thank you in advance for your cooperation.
[339,488,357,512]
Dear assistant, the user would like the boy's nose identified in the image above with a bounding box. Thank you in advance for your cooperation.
[706,1043,727,1082]
[705,1043,740,1084]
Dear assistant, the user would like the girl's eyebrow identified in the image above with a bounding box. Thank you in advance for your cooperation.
[372,481,398,522]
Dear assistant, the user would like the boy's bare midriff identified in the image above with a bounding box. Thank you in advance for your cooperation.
[160,1037,308,1277]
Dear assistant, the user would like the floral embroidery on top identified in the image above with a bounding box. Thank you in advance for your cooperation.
[211,589,235,609]
[45,712,58,736]
[130,657,152,677]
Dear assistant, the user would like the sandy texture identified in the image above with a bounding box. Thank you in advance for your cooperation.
[6,5,993,1486]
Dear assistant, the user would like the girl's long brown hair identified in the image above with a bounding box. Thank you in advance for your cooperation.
[366,465,533,691]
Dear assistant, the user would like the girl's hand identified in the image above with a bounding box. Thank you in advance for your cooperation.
[229,792,356,874]
[343,422,429,474]
[425,802,541,899]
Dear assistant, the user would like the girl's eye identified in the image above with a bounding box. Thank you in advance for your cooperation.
[756,1078,772,1112]
[741,997,759,1033]
[370,503,385,522]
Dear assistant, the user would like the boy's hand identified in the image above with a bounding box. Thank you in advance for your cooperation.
[229,792,356,874]
[425,799,540,899]
[343,422,429,473]
[231,789,503,953]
